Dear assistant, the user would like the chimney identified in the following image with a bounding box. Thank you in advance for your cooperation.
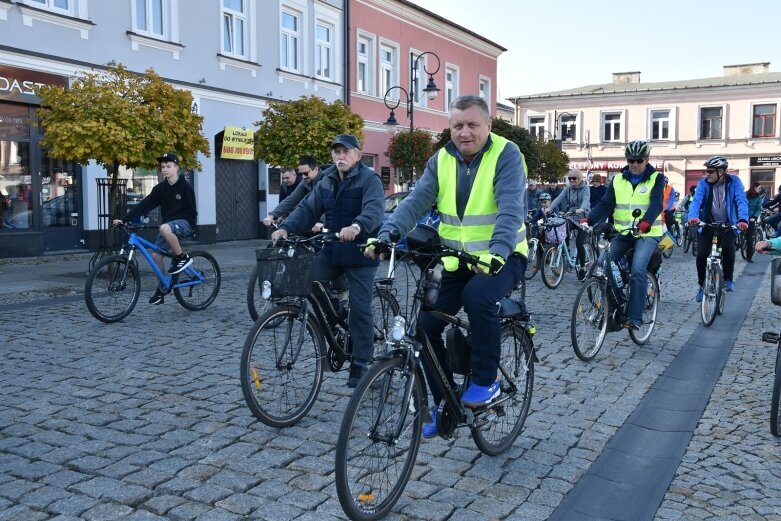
[723,62,770,76]
[612,71,641,84]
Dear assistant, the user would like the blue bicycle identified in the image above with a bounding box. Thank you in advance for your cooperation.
[85,223,221,322]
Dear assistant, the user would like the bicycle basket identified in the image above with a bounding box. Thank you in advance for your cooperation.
[544,217,567,245]
[772,258,781,306]
[255,246,315,297]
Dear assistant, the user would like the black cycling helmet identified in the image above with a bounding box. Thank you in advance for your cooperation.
[625,140,651,160]
[704,156,728,169]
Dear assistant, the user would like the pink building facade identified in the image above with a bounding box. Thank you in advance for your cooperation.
[348,0,505,193]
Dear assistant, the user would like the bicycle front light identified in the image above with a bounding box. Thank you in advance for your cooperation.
[391,315,406,341]
[261,280,272,300]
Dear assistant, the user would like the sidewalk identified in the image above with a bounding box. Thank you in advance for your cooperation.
[0,239,265,299]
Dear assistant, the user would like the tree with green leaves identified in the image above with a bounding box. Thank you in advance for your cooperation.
[254,96,364,167]
[385,129,434,186]
[36,64,210,227]
[536,139,570,183]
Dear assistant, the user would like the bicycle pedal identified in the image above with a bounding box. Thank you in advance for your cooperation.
[762,332,780,344]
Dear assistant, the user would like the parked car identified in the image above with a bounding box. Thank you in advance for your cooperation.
[382,191,440,249]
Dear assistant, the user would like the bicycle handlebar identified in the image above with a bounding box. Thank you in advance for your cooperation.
[370,236,485,269]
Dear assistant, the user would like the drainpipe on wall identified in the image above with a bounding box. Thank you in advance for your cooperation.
[343,0,349,104]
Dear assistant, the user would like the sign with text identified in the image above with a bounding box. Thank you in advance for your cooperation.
[568,160,665,171]
[750,156,781,167]
[381,167,390,190]
[220,126,255,160]
[0,65,69,104]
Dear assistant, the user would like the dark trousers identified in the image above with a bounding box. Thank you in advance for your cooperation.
[419,254,525,406]
[313,257,377,366]
[696,227,736,286]
[765,212,781,235]
[745,220,756,260]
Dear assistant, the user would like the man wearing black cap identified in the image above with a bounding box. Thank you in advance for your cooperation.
[272,134,384,388]
[115,152,197,305]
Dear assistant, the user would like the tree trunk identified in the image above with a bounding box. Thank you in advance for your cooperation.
[107,161,120,251]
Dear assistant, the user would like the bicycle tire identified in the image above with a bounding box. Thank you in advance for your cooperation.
[471,324,534,456]
[371,288,400,360]
[335,355,424,521]
[541,245,564,289]
[525,240,542,280]
[716,269,727,315]
[173,251,221,311]
[701,266,720,327]
[691,230,698,257]
[85,255,141,323]
[662,241,673,259]
[247,265,273,322]
[240,305,324,427]
[683,225,692,253]
[673,224,683,246]
[771,341,781,437]
[571,277,608,361]
[739,234,749,261]
[629,272,660,345]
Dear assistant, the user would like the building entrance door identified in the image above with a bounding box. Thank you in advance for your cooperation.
[215,158,258,241]
[40,150,83,251]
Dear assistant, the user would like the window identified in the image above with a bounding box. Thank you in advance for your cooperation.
[380,43,397,100]
[651,110,670,140]
[700,107,723,140]
[560,114,576,141]
[479,77,490,110]
[134,0,164,36]
[222,0,247,58]
[361,154,376,168]
[445,66,458,110]
[280,9,300,72]
[602,112,621,142]
[357,37,371,94]
[528,116,545,140]
[315,22,332,80]
[753,104,776,138]
[27,0,71,15]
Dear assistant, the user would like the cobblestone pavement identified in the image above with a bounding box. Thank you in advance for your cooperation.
[0,245,779,520]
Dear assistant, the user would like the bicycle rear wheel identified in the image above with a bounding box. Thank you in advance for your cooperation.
[571,277,608,361]
[525,240,542,280]
[240,305,324,427]
[335,355,424,521]
[683,225,692,253]
[471,324,534,456]
[701,266,720,326]
[541,245,564,289]
[371,288,400,360]
[85,254,141,323]
[771,341,781,437]
[673,224,683,246]
[662,242,673,259]
[629,272,660,345]
[173,251,221,310]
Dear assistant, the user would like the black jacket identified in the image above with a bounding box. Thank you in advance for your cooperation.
[123,176,197,227]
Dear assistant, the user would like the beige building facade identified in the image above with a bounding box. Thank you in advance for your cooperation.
[510,63,781,196]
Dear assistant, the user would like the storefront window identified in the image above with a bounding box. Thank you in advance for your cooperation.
[123,167,161,225]
[0,140,32,229]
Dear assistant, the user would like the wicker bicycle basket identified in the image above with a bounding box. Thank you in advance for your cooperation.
[255,246,315,297]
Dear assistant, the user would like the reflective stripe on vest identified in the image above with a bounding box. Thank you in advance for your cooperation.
[436,133,528,270]
[613,172,663,236]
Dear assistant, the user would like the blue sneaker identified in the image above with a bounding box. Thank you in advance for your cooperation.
[724,280,735,292]
[696,286,703,303]
[461,378,501,408]
[422,405,439,439]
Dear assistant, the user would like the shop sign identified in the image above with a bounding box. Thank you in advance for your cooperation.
[0,65,69,104]
[750,156,781,167]
[569,160,665,171]
[220,126,254,160]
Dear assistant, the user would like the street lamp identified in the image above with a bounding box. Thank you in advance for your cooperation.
[554,111,577,142]
[538,129,562,150]
[383,51,441,132]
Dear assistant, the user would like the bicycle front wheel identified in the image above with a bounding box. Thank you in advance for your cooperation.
[771,342,781,437]
[335,355,424,521]
[571,277,608,361]
[240,305,324,427]
[541,245,564,289]
[701,266,721,327]
[472,324,534,456]
[85,254,141,323]
[525,240,542,280]
[173,251,221,310]
[371,288,400,360]
[629,272,660,345]
[683,226,692,253]
[673,224,683,246]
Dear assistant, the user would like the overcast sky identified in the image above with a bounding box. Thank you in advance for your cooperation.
[411,0,781,102]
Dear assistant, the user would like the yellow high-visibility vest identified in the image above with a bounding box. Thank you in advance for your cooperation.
[613,172,663,237]
[437,133,528,270]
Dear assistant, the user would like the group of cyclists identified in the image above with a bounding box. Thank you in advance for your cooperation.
[120,92,777,443]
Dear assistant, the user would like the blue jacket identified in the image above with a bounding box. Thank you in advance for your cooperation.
[281,162,384,267]
[747,194,763,219]
[688,174,749,234]
[587,164,664,226]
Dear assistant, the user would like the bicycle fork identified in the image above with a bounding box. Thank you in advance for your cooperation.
[369,349,419,444]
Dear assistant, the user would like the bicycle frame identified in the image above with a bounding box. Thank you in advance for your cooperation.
[120,231,205,291]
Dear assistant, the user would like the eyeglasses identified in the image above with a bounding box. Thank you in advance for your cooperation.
[568,177,579,181]
[626,158,645,164]
[706,169,716,174]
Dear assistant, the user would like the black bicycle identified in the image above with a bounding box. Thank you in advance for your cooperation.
[239,233,399,427]
[334,225,535,520]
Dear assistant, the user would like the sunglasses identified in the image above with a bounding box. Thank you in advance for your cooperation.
[706,169,716,174]
[568,177,579,181]
[626,158,645,164]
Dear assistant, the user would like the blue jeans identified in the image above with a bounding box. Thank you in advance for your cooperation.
[609,234,660,325]
[420,254,526,405]
[765,212,781,236]
[313,257,377,367]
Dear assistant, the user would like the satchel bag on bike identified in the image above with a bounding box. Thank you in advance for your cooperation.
[544,217,567,245]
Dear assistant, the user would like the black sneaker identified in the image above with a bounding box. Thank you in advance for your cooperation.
[347,365,368,388]
[169,253,193,274]
[623,321,640,331]
[148,288,166,305]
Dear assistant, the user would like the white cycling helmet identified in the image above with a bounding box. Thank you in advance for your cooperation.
[704,156,728,169]
[625,140,651,160]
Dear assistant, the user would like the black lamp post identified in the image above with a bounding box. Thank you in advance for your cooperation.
[554,110,577,142]
[383,51,441,132]
[539,129,562,150]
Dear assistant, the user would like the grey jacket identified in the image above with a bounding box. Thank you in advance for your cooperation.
[270,169,324,218]
[549,183,590,214]
[379,134,526,260]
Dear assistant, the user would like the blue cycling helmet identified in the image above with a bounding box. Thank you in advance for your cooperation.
[538,193,552,201]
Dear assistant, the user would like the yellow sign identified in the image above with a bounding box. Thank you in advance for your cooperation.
[221,126,254,160]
